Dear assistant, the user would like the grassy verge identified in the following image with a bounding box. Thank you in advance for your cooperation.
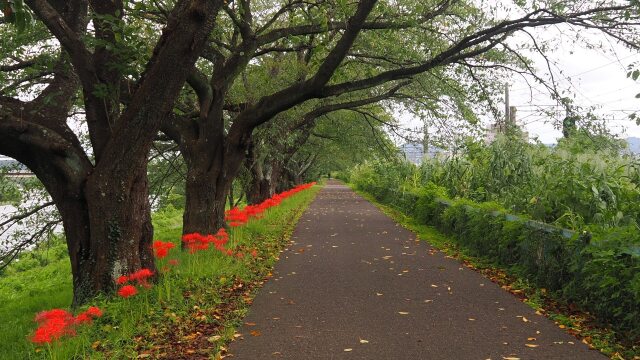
[0,184,320,359]
[352,187,639,360]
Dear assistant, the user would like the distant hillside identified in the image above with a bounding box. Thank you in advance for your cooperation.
[543,138,640,154]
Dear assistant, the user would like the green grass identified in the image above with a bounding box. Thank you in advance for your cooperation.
[0,185,320,359]
[0,239,73,358]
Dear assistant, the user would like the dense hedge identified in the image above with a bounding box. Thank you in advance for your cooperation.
[353,180,640,339]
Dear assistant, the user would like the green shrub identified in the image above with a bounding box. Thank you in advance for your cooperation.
[353,170,640,338]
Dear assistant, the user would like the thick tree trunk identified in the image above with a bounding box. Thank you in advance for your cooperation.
[246,177,271,205]
[182,167,229,235]
[270,163,286,194]
[181,136,248,235]
[79,165,156,305]
[246,162,272,205]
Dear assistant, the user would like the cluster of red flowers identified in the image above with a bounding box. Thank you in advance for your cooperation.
[181,228,256,258]
[31,307,103,344]
[30,182,315,347]
[182,227,229,253]
[180,182,317,258]
[116,268,154,298]
[153,240,175,259]
[224,182,316,227]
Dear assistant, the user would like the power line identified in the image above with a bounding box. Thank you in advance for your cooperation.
[511,52,640,93]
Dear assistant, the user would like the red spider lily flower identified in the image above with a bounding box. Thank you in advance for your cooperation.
[118,285,137,298]
[116,275,129,285]
[31,317,75,344]
[31,305,104,344]
[153,240,175,250]
[236,252,244,259]
[34,309,73,324]
[225,207,249,226]
[84,306,103,318]
[168,259,179,266]
[182,232,202,242]
[243,205,264,219]
[129,268,153,282]
[155,247,168,258]
[226,249,233,256]
[153,240,176,259]
[73,305,104,325]
[182,233,211,253]
[251,249,258,258]
[73,313,92,325]
[31,309,76,344]
[215,228,229,246]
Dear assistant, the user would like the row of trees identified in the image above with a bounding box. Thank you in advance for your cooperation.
[1,0,639,305]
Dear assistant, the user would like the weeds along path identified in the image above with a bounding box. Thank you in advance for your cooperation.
[228,180,605,359]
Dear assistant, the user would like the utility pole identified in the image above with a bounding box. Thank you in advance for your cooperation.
[422,124,429,159]
[504,83,510,133]
[509,106,517,125]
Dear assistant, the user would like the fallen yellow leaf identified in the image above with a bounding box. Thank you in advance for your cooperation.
[398,312,409,315]
[183,333,198,340]
[525,344,539,348]
[359,339,369,344]
[207,335,221,343]
[344,348,353,352]
[250,330,262,337]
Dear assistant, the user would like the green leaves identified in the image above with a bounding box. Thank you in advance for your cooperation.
[1,0,32,32]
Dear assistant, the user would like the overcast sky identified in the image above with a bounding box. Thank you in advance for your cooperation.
[509,27,640,144]
[396,4,640,146]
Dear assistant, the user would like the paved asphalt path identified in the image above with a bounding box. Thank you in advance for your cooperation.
[228,181,606,360]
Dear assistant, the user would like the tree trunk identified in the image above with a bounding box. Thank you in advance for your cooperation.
[181,136,249,235]
[79,165,156,305]
[183,171,228,235]
[247,162,272,205]
[270,163,286,194]
[246,177,271,205]
[182,163,230,235]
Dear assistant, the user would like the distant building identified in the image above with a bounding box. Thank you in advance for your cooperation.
[399,143,424,164]
[484,107,529,144]
[484,122,500,144]
[399,143,449,164]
